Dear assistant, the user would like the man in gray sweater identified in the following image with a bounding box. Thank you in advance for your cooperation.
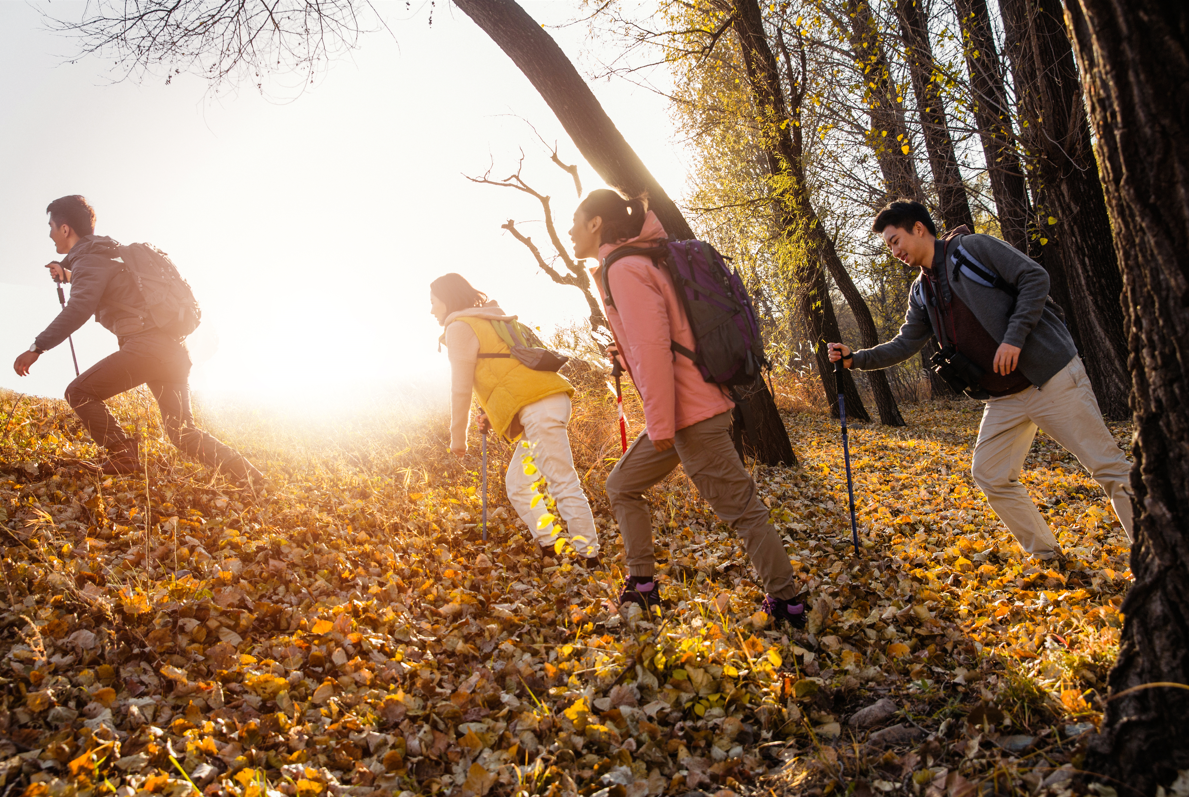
[827,200,1132,562]
[13,195,263,491]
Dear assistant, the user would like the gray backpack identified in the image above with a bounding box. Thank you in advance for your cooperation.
[114,243,202,337]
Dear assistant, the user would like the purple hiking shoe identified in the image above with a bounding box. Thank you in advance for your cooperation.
[618,576,663,610]
[761,594,807,628]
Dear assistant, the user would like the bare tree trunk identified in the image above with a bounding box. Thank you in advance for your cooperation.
[842,0,922,204]
[455,0,692,240]
[730,0,879,423]
[811,224,906,425]
[999,0,1130,419]
[1064,1,1189,791]
[893,0,975,233]
[454,0,799,461]
[836,0,952,401]
[954,0,1031,252]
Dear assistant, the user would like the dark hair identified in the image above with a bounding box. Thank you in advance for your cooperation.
[872,199,937,237]
[46,195,96,238]
[576,189,648,245]
[430,273,488,316]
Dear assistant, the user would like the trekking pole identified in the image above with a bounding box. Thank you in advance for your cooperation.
[612,361,628,453]
[834,359,860,555]
[53,275,80,378]
[480,433,488,542]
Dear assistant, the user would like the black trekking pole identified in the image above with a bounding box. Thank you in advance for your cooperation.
[53,274,80,377]
[480,433,488,542]
[834,359,860,555]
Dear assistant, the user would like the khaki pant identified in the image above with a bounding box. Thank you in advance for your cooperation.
[506,394,599,557]
[972,357,1134,557]
[605,411,798,599]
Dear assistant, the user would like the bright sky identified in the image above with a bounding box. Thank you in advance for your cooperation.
[0,1,686,413]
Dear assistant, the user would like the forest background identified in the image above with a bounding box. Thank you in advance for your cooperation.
[2,1,1187,797]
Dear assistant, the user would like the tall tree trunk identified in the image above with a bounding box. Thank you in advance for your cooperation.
[954,0,1031,252]
[810,223,906,425]
[454,0,797,464]
[893,0,975,233]
[998,0,1130,419]
[1065,1,1189,791]
[731,0,884,423]
[842,0,922,204]
[838,0,954,401]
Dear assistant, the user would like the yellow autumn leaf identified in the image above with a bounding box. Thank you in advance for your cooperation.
[536,513,556,530]
[312,619,334,634]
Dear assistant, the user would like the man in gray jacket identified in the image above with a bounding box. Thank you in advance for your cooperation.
[827,200,1132,562]
[13,195,263,490]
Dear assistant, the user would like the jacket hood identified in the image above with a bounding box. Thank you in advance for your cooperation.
[444,301,517,326]
[64,235,121,263]
[597,211,668,262]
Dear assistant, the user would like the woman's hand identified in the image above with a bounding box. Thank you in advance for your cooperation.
[477,414,491,434]
[451,447,467,459]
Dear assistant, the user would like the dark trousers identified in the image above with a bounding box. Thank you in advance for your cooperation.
[64,332,251,476]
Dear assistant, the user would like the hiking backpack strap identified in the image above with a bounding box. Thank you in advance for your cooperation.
[600,241,671,311]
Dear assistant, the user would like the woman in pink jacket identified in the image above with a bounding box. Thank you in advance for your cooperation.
[569,189,806,625]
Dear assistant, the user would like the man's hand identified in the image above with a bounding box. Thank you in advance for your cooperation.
[652,437,675,452]
[477,414,491,434]
[14,350,38,376]
[993,343,1021,375]
[46,262,66,283]
[827,342,853,367]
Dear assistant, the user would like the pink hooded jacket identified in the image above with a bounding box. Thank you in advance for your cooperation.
[591,211,734,441]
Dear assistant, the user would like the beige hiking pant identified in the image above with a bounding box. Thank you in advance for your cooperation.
[604,411,799,600]
[971,357,1134,557]
[506,393,599,557]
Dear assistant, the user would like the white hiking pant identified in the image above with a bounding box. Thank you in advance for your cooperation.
[972,357,1134,558]
[505,393,600,557]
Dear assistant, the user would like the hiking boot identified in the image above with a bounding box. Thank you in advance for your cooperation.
[80,439,139,476]
[223,457,265,494]
[578,554,602,571]
[761,594,808,628]
[618,575,663,610]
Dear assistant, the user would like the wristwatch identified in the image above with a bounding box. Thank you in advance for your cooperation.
[28,343,44,354]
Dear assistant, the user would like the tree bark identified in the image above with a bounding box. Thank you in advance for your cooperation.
[836,0,953,401]
[841,0,922,204]
[455,0,693,241]
[455,0,799,461]
[731,0,883,423]
[999,0,1130,419]
[893,0,974,233]
[953,0,1031,253]
[1064,1,1189,791]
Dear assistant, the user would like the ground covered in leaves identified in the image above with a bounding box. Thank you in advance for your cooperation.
[0,379,1140,797]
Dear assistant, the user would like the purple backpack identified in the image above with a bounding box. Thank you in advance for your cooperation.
[602,239,768,386]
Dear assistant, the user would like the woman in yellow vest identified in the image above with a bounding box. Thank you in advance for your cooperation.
[430,273,601,567]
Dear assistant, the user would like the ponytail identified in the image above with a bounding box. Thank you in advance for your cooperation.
[577,189,649,245]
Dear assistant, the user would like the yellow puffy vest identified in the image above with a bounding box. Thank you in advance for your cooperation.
[457,317,573,441]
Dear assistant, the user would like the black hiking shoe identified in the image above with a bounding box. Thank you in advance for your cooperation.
[80,439,139,476]
[618,575,663,610]
[761,594,808,628]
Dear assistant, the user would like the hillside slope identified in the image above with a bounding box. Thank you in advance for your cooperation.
[0,386,1135,797]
